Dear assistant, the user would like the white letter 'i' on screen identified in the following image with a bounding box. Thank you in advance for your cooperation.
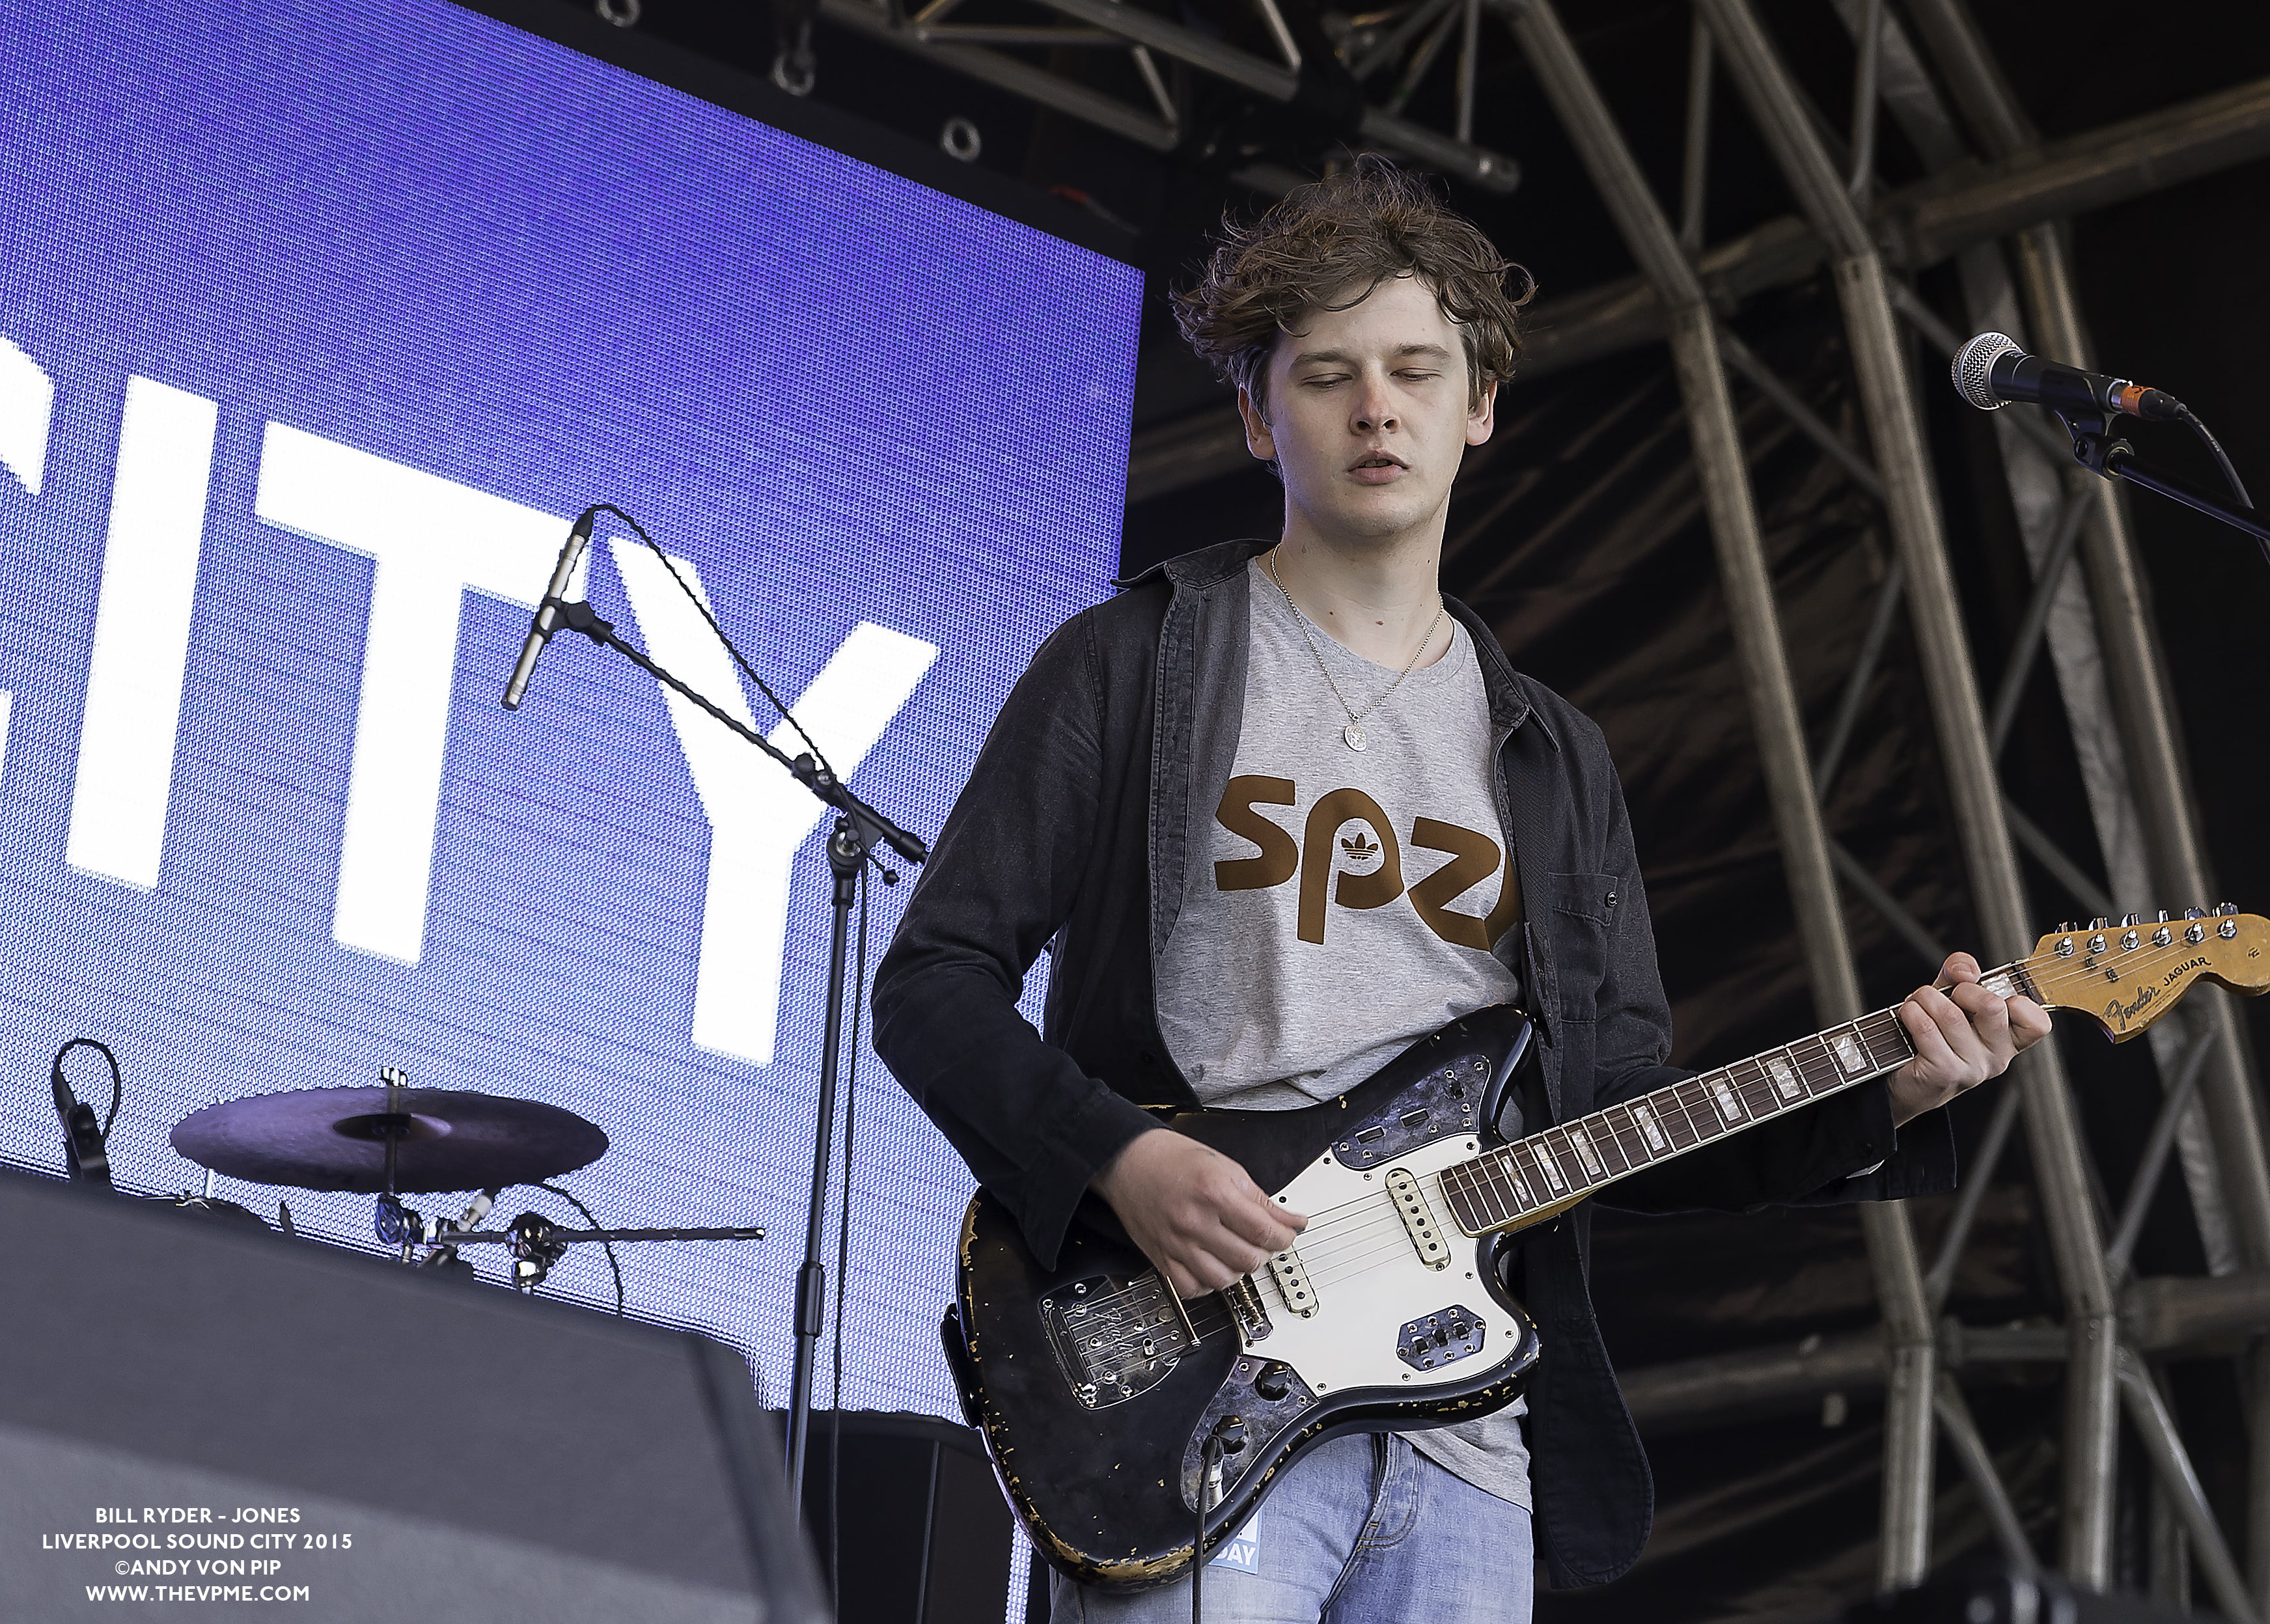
[67,377,219,889]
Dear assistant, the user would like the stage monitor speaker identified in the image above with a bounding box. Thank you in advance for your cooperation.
[0,1168,828,1624]
[795,1409,1017,1624]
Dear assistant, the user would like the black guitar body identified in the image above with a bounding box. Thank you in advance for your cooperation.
[941,1005,1544,1591]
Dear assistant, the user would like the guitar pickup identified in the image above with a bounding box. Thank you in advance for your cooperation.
[1385,1168,1450,1271]
[1266,1246,1318,1318]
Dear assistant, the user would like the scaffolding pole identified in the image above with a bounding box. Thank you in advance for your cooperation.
[1506,0,1937,1583]
[1696,0,2122,1584]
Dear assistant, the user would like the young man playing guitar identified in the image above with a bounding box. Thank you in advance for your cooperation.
[873,156,2049,1623]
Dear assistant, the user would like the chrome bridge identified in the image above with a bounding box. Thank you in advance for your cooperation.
[1042,1273,1192,1410]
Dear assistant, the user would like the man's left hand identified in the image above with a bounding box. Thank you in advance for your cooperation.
[1887,952,2054,1125]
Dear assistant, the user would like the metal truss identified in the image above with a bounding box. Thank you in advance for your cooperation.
[1502,0,2270,1610]
[812,0,1521,190]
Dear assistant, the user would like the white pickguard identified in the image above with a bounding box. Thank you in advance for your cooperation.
[1244,1133,1522,1397]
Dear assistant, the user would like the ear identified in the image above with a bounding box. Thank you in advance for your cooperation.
[1466,378,1498,448]
[1238,387,1278,463]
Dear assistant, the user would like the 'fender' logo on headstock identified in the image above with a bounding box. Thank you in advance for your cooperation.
[2107,985,2157,1030]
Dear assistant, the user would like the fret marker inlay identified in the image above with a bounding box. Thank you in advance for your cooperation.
[1834,1033,1866,1073]
[1634,1105,1667,1150]
[1712,1080,1743,1123]
[1570,1128,1603,1177]
[1767,1057,1800,1099]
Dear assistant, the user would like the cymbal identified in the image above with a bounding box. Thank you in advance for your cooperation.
[171,1088,608,1194]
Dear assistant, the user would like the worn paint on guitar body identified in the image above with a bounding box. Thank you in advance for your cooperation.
[942,1004,1545,1592]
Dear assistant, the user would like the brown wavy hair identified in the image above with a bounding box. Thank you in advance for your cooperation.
[1172,154,1535,417]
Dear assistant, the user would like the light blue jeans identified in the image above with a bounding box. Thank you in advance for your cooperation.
[1049,1432,1534,1624]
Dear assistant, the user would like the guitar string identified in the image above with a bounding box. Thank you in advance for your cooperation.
[1131,937,2213,1345]
[1280,1011,1916,1275]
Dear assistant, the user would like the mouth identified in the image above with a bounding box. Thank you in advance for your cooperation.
[1348,452,1409,485]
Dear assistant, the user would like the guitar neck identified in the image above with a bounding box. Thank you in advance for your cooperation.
[1437,959,2043,1235]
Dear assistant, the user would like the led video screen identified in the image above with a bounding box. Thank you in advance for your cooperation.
[0,0,1137,1584]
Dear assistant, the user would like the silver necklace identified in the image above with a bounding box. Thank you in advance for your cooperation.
[1264,549,1446,753]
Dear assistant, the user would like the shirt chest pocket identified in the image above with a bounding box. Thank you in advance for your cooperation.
[1543,871,1624,1021]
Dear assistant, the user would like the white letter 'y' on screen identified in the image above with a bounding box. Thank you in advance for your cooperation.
[610,539,937,1068]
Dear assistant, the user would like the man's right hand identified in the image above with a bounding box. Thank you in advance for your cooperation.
[1090,1127,1307,1299]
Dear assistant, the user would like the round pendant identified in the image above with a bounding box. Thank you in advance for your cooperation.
[1342,723,1367,752]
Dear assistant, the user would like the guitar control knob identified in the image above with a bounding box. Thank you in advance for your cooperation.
[1211,1416,1248,1455]
[1252,1361,1292,1403]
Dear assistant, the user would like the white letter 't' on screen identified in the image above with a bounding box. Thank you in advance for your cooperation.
[256,421,579,964]
[610,538,937,1067]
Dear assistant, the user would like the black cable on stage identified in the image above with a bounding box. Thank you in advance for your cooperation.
[536,1181,625,1316]
[51,1038,123,1138]
[825,862,871,1605]
[2177,406,2254,511]
[587,504,838,782]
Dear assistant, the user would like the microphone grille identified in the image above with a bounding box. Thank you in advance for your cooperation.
[1952,331,2023,410]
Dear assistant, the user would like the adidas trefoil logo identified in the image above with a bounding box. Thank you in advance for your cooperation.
[1340,830,1379,862]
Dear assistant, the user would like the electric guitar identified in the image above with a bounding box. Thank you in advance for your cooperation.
[941,909,2270,1592]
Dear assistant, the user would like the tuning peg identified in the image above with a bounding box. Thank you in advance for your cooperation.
[2090,918,2110,931]
[2119,913,2140,928]
[2056,922,2076,934]
[2186,907,2206,919]
[2219,903,2239,915]
[2155,910,2172,922]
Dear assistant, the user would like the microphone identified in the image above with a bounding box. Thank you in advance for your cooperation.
[1952,333,2185,421]
[501,507,599,711]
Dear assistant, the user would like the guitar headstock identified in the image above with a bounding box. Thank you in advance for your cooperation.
[2024,906,2270,1041]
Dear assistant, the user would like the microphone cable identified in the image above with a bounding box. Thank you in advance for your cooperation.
[583,504,842,788]
[2174,406,2253,511]
[51,1037,123,1140]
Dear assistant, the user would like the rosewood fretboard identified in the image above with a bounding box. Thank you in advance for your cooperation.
[1436,960,2040,1235]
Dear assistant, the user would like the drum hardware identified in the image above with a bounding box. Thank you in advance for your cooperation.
[169,1069,764,1305]
[433,1215,771,1291]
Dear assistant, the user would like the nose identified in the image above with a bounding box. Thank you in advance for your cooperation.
[1352,372,1398,433]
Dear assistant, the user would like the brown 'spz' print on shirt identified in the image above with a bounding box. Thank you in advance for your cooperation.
[1214,775,1520,948]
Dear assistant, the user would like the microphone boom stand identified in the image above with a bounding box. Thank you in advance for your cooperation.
[2058,409,2270,561]
[541,596,926,1508]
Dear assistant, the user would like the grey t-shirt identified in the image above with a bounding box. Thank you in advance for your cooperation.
[1154,557,1532,1509]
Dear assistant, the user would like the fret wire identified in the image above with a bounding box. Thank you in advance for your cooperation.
[1601,1106,1646,1169]
[1664,1081,1708,1145]
[1683,1077,1731,1137]
[1452,1160,1498,1228]
[1441,959,2051,1232]
[1503,1146,1541,1208]
[1473,1160,1512,1224]
[1545,1129,1591,1189]
[1795,1036,1838,1094]
[1516,1142,1563,1200]
[1730,1058,1779,1114]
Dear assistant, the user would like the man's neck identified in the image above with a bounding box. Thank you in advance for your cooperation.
[1264,525,1451,671]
